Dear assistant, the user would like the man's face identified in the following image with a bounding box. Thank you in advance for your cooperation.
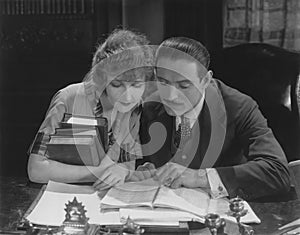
[156,58,208,116]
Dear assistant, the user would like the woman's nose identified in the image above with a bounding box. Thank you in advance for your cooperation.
[121,87,133,101]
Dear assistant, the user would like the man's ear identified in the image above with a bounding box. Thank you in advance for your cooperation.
[201,70,213,89]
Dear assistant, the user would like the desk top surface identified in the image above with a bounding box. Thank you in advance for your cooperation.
[0,176,300,235]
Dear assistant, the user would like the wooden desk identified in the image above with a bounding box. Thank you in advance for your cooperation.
[1,176,299,234]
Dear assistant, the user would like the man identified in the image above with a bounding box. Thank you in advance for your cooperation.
[137,37,290,201]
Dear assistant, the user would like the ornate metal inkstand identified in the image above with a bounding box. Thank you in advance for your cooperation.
[57,197,110,235]
[119,217,144,235]
[205,213,226,235]
[229,197,254,235]
[54,198,142,235]
[205,197,255,235]
[58,197,90,235]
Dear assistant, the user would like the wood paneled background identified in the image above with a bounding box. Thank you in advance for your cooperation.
[0,0,223,177]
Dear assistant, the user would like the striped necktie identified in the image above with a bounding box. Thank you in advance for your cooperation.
[174,116,191,148]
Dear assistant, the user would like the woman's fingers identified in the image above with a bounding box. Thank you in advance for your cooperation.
[93,170,111,187]
[97,177,121,190]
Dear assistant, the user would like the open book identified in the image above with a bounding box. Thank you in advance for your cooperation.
[100,179,261,224]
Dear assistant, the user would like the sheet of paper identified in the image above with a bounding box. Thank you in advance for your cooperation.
[26,181,122,226]
[100,179,160,209]
[279,218,300,230]
[154,186,207,218]
[120,207,204,226]
[67,117,97,126]
[171,187,210,208]
[46,180,95,194]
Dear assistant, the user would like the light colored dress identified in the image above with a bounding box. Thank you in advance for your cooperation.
[28,81,143,163]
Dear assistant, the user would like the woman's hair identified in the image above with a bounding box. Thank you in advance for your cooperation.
[91,29,154,82]
[157,37,210,69]
[92,29,149,66]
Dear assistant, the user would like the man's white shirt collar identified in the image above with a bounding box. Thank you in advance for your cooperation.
[176,93,205,129]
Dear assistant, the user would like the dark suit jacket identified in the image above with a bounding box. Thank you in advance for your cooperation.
[137,79,290,201]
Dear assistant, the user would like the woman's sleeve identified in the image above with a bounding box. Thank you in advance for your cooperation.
[28,89,68,156]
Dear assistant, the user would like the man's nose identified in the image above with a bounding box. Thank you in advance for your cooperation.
[165,85,178,100]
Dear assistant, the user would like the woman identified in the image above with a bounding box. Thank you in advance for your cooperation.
[27,29,154,189]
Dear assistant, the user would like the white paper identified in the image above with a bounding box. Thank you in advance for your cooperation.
[279,218,300,230]
[101,179,260,224]
[67,117,97,126]
[46,180,96,194]
[26,181,122,226]
[153,186,207,218]
[26,180,260,227]
[100,178,160,209]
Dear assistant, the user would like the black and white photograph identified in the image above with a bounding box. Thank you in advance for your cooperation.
[0,0,299,234]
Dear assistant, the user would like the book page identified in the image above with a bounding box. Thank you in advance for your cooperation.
[67,116,97,126]
[100,180,160,209]
[153,186,207,218]
[55,128,97,136]
[49,136,93,145]
[171,187,210,208]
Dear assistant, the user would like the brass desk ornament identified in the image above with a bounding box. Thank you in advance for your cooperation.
[229,197,254,235]
[59,197,90,235]
[119,217,144,235]
[205,213,226,235]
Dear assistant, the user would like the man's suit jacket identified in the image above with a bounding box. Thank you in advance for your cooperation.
[137,79,290,201]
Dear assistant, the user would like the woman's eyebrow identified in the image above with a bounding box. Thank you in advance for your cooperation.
[112,78,122,81]
[156,76,168,81]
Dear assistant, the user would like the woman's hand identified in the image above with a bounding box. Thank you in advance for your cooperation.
[130,162,157,182]
[93,158,130,191]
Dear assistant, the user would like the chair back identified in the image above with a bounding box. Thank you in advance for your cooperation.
[217,43,300,162]
[289,160,300,199]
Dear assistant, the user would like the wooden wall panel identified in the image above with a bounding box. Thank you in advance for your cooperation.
[0,0,117,177]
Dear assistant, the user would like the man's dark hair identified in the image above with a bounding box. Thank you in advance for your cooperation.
[157,37,210,69]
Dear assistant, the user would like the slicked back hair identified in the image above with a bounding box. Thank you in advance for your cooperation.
[157,37,210,70]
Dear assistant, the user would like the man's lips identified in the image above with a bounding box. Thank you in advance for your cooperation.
[162,99,183,107]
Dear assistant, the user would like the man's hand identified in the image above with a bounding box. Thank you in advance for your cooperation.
[93,157,129,190]
[130,162,157,181]
[155,162,209,189]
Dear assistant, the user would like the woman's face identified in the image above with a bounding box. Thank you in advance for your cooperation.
[106,71,145,113]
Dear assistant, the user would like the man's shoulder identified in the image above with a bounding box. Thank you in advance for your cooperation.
[213,79,257,112]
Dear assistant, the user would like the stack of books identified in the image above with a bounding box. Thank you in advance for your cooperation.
[46,113,108,166]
